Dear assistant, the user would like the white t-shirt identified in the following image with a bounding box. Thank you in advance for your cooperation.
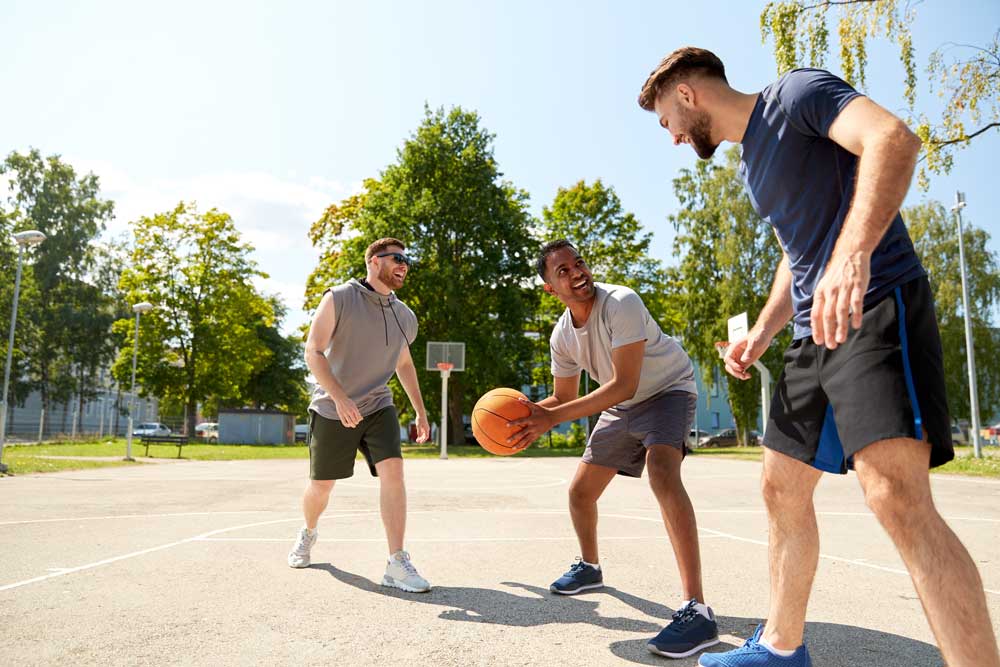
[550,282,696,408]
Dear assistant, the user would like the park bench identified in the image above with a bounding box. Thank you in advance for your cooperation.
[138,435,189,458]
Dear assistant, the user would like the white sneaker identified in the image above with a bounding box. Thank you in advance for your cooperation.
[287,527,317,568]
[381,550,431,592]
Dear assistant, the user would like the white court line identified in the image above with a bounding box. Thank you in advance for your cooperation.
[0,513,374,594]
[0,510,279,527]
[618,507,1000,524]
[600,512,1000,597]
[339,478,567,491]
[196,535,668,543]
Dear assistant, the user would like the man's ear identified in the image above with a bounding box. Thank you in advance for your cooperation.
[676,82,696,108]
[543,283,556,296]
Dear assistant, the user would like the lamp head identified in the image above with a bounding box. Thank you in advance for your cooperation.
[13,230,46,247]
[132,302,154,314]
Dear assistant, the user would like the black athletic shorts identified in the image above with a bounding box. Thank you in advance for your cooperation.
[766,276,954,473]
[308,406,402,480]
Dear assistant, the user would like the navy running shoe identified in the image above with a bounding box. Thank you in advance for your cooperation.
[647,598,720,658]
[698,625,812,667]
[549,558,604,594]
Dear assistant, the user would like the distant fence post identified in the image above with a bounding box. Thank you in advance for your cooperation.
[37,408,45,443]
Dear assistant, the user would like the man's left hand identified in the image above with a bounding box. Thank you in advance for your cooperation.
[415,414,430,443]
[505,400,556,451]
[811,250,870,350]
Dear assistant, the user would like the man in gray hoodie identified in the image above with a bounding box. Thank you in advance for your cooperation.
[288,237,432,593]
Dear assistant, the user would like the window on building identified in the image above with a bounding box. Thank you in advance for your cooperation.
[711,412,721,429]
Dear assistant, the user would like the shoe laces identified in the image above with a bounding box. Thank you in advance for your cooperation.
[670,599,701,628]
[566,557,588,575]
[292,529,313,555]
[394,550,419,576]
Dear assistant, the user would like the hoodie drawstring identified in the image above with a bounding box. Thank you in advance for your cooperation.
[389,302,409,345]
[379,302,389,346]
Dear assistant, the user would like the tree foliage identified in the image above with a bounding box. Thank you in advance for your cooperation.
[760,2,998,187]
[0,149,114,420]
[305,106,538,443]
[670,147,790,444]
[114,202,273,435]
[905,201,1000,423]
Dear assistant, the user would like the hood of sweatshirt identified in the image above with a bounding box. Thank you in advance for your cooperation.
[347,278,408,346]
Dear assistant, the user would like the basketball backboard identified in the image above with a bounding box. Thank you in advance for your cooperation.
[426,341,465,372]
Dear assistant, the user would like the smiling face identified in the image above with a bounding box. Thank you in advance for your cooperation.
[653,83,719,160]
[542,246,595,305]
[372,244,409,290]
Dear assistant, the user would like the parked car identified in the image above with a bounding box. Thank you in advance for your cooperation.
[195,422,219,443]
[951,424,969,446]
[294,423,309,443]
[688,429,710,448]
[132,422,171,438]
[699,428,759,448]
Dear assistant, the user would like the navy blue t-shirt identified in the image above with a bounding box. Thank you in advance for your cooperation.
[739,68,925,339]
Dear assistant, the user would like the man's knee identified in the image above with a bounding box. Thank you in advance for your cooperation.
[308,479,335,497]
[646,446,682,490]
[375,457,404,484]
[760,450,820,510]
[856,439,933,530]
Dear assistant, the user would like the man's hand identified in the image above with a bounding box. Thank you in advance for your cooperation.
[724,326,773,381]
[811,250,870,350]
[505,400,556,451]
[415,413,430,443]
[333,395,363,428]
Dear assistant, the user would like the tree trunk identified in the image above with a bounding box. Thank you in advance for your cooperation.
[186,397,198,438]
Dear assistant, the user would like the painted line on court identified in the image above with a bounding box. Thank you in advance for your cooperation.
[0,510,282,527]
[196,535,668,543]
[617,506,1000,524]
[338,477,567,491]
[601,512,1000,597]
[0,512,373,593]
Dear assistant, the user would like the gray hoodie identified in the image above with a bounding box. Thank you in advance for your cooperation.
[308,278,418,421]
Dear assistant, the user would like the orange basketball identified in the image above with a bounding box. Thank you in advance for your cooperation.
[472,388,531,456]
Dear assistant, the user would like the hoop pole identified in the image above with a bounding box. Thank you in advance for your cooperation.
[440,369,450,459]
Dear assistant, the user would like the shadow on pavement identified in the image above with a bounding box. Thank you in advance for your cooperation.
[316,565,943,666]
[315,564,661,633]
[609,616,943,666]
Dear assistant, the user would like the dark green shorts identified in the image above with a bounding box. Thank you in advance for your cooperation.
[309,406,402,480]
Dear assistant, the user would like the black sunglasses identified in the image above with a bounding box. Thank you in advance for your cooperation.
[376,252,412,265]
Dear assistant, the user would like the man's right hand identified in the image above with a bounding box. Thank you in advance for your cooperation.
[334,396,363,428]
[724,327,772,381]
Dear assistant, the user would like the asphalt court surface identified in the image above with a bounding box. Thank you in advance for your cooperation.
[1,455,998,666]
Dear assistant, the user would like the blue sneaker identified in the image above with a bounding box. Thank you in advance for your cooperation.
[698,625,812,667]
[647,599,720,658]
[549,558,604,594]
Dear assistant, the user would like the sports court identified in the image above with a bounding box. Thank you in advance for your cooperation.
[2,455,997,666]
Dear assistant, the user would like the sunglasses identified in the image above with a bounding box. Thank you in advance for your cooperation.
[376,252,412,265]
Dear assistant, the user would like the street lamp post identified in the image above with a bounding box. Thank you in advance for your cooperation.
[0,230,47,474]
[953,192,983,459]
[124,302,153,462]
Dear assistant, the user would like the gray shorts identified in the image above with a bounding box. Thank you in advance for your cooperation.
[583,390,697,478]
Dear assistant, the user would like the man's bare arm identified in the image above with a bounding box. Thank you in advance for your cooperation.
[725,252,793,380]
[304,292,363,427]
[395,344,429,442]
[812,96,922,349]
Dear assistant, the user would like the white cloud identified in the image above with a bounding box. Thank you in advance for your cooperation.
[68,157,352,336]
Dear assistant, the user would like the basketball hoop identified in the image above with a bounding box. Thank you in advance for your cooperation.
[436,362,454,372]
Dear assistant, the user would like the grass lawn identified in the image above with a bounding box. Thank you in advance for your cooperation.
[5,439,997,478]
[0,438,586,475]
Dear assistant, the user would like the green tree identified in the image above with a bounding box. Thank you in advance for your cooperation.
[305,106,538,443]
[760,3,999,187]
[670,147,790,444]
[241,299,310,415]
[114,202,272,436]
[905,201,1000,423]
[0,149,114,424]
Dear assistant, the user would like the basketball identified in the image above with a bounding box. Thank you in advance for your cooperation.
[471,388,531,455]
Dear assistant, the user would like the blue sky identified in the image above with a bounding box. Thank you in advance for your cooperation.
[2,0,998,334]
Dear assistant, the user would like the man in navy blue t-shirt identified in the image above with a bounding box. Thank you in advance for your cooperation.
[638,47,998,667]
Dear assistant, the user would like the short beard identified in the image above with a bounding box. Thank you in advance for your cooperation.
[379,263,404,289]
[685,108,719,160]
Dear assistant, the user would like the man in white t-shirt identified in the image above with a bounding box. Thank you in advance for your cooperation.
[508,239,719,660]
